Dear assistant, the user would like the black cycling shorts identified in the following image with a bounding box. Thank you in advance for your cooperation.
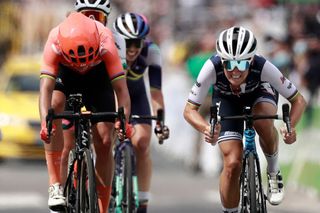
[127,77,152,125]
[54,62,116,124]
[213,83,279,143]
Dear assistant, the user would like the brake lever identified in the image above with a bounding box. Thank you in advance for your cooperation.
[46,108,54,138]
[156,109,164,145]
[282,103,292,133]
[118,107,126,138]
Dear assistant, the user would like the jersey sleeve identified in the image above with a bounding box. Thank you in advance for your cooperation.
[187,59,216,107]
[112,29,127,69]
[147,43,162,90]
[40,27,60,79]
[261,60,298,101]
[99,24,125,82]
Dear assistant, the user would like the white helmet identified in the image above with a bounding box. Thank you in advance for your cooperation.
[113,13,150,39]
[216,26,257,61]
[75,0,111,15]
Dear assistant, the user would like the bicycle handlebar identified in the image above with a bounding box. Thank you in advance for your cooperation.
[46,107,166,145]
[46,108,119,138]
[130,109,165,144]
[210,103,292,133]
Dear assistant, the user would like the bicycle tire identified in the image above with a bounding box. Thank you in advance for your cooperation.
[255,157,267,213]
[79,148,99,213]
[123,144,134,213]
[248,152,257,212]
[64,149,77,213]
[240,154,249,213]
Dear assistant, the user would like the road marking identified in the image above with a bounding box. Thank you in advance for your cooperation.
[0,192,45,209]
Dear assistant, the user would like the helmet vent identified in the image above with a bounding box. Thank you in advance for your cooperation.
[240,31,250,54]
[78,45,86,56]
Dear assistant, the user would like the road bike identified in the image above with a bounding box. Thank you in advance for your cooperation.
[210,102,291,213]
[109,109,166,213]
[46,93,120,213]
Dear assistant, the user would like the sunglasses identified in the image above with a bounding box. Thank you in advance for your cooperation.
[126,39,144,48]
[223,60,251,72]
[81,10,107,25]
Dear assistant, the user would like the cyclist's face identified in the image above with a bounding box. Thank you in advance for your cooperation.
[126,39,143,62]
[224,66,249,87]
[223,60,250,86]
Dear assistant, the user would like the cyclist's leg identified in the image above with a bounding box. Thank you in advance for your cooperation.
[60,125,75,184]
[85,62,117,213]
[131,123,152,210]
[92,122,115,213]
[213,92,244,211]
[45,90,66,209]
[219,140,243,210]
[253,101,279,171]
[252,84,280,173]
[252,85,284,205]
[127,77,153,211]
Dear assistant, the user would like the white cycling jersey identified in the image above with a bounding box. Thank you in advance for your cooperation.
[111,28,127,69]
[188,55,298,107]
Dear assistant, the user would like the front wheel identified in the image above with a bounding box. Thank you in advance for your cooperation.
[123,145,134,213]
[79,148,99,213]
[248,153,257,212]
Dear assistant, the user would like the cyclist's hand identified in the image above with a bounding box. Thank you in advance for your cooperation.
[154,124,170,140]
[115,121,134,140]
[280,126,296,144]
[40,121,56,144]
[204,123,221,145]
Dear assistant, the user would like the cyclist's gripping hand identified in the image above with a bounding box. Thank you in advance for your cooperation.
[40,121,56,144]
[204,123,221,145]
[115,120,134,140]
[280,126,296,144]
[154,124,170,141]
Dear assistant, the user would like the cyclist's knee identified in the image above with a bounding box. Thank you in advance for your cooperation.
[224,159,242,178]
[94,134,113,153]
[135,136,151,155]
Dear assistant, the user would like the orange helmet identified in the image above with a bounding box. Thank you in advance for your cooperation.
[58,12,100,68]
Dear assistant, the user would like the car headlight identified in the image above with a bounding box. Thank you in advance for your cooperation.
[0,113,28,127]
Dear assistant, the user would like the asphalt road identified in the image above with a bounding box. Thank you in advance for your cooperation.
[0,148,320,213]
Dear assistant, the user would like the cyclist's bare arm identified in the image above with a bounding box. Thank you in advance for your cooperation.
[150,89,164,115]
[112,79,131,120]
[281,93,306,144]
[184,102,219,144]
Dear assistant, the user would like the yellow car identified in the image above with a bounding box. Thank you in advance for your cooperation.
[0,55,44,160]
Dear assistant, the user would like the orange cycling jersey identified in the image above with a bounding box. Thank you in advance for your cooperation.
[40,20,124,81]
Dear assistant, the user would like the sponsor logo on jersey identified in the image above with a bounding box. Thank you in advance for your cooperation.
[280,75,286,84]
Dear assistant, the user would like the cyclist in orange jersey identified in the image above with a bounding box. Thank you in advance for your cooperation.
[57,1,128,212]
[39,12,131,212]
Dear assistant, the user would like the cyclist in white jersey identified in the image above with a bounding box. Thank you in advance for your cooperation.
[184,26,306,213]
